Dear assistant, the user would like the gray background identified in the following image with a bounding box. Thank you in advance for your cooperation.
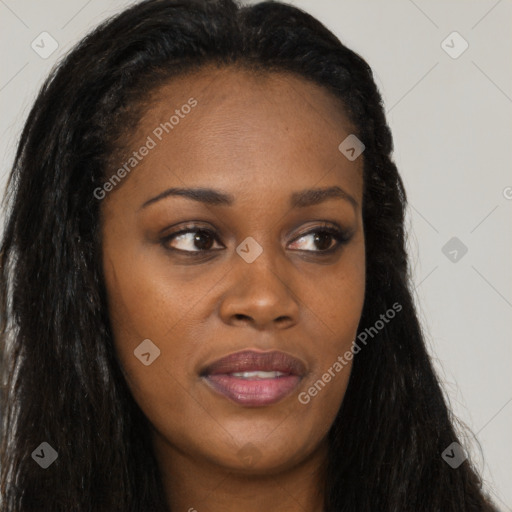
[1,0,511,508]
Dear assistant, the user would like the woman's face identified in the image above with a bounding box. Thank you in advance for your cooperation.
[101,66,365,474]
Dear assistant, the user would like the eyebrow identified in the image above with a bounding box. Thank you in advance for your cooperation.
[140,185,358,211]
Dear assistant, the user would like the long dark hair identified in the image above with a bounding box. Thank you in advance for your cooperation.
[0,0,497,510]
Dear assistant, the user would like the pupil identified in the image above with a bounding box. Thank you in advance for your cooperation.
[194,230,213,250]
[314,232,332,251]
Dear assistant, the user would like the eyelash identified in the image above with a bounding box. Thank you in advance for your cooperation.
[160,222,352,257]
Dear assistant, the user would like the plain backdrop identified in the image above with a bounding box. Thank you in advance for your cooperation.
[1,0,511,509]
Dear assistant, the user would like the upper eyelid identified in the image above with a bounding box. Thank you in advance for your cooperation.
[162,224,349,252]
[164,223,344,240]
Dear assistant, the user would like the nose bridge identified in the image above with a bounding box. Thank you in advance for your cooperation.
[219,235,299,327]
[236,236,289,301]
[239,241,282,290]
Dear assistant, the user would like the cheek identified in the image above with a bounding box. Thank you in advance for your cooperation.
[101,232,242,434]
[295,241,365,408]
[102,235,223,357]
[102,249,203,438]
[296,235,365,341]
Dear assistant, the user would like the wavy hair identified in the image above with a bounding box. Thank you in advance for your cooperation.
[0,0,497,510]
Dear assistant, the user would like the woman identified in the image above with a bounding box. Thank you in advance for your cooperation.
[0,0,498,510]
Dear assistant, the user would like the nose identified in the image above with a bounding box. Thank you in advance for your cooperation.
[218,249,300,331]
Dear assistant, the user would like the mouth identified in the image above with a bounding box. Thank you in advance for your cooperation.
[200,350,306,407]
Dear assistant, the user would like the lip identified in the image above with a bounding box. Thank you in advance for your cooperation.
[200,350,306,407]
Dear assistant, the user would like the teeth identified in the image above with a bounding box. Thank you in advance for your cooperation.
[230,371,287,379]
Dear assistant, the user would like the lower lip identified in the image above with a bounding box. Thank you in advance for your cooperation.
[203,374,301,406]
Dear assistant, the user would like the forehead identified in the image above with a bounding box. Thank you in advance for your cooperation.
[108,65,363,206]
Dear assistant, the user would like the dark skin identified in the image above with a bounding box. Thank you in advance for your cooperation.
[101,66,366,512]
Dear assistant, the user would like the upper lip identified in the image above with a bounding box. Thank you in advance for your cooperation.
[200,350,307,377]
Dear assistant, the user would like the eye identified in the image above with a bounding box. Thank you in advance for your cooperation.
[161,225,224,254]
[161,222,352,256]
[288,225,351,254]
